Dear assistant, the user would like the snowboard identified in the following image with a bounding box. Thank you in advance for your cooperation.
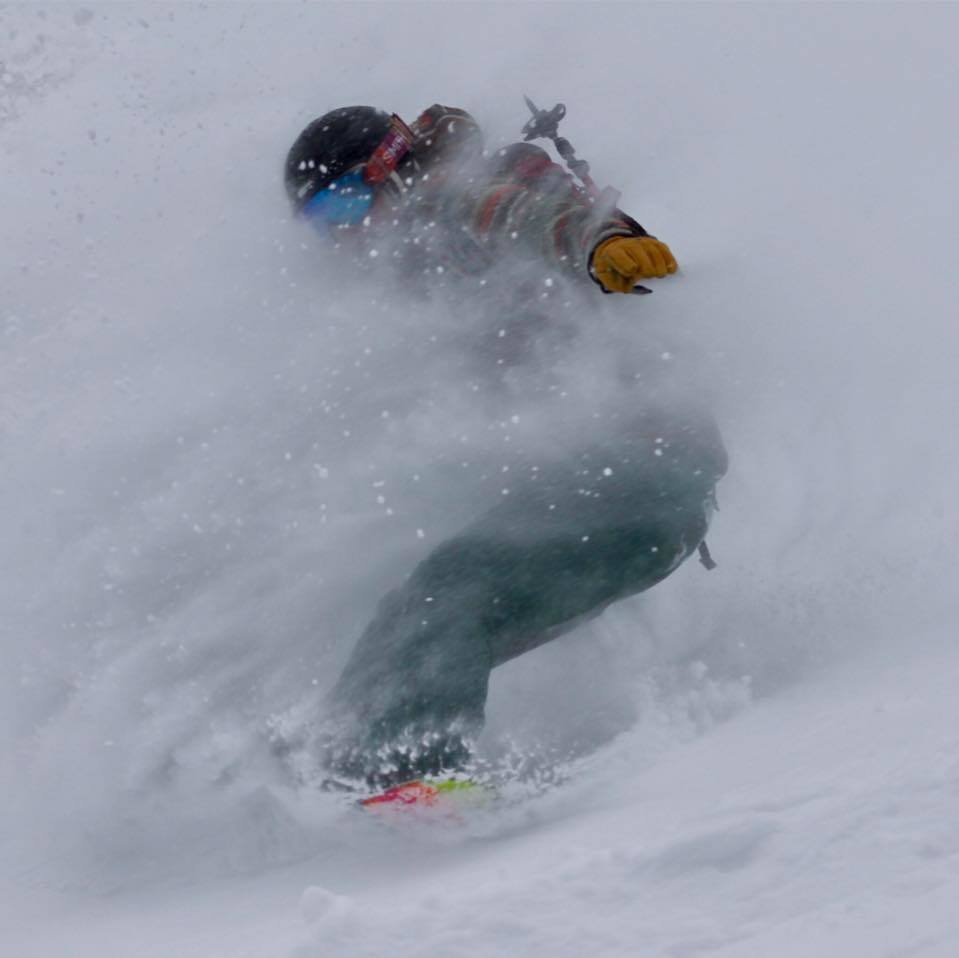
[359,777,494,820]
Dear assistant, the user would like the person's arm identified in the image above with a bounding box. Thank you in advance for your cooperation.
[469,143,676,292]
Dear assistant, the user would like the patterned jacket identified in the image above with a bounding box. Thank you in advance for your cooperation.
[370,106,649,296]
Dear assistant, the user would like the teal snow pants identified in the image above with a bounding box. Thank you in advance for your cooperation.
[325,405,727,786]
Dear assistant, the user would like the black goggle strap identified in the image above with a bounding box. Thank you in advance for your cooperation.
[364,114,415,186]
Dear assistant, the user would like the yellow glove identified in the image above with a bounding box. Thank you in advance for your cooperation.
[591,235,678,293]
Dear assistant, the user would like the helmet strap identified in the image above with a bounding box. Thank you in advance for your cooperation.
[364,114,415,185]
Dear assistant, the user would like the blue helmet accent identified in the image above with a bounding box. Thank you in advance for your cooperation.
[301,169,375,233]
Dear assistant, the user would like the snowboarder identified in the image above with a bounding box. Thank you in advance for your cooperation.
[283,104,727,786]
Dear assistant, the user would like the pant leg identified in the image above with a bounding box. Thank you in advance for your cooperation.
[325,406,726,784]
[325,559,494,785]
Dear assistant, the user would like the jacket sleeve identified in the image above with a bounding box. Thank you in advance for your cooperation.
[467,143,647,283]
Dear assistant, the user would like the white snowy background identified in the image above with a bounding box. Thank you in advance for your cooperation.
[2,3,958,956]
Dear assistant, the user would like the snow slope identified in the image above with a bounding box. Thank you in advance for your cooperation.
[2,3,958,956]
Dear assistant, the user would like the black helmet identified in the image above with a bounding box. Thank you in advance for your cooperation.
[284,106,393,214]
